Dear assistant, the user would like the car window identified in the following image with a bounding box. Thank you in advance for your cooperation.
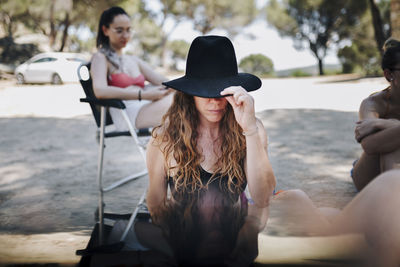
[32,58,49,63]
[32,57,57,63]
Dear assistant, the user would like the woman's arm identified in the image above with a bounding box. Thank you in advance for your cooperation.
[137,57,167,85]
[355,96,384,142]
[146,136,168,215]
[356,93,400,153]
[244,119,276,207]
[361,123,400,154]
[221,87,276,207]
[359,97,380,120]
[91,52,142,100]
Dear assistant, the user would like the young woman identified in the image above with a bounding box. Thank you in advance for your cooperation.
[352,38,400,191]
[146,35,276,266]
[91,6,173,131]
[146,35,275,212]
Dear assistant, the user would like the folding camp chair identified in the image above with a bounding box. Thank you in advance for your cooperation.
[77,63,150,246]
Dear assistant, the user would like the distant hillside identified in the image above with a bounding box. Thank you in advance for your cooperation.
[275,64,342,77]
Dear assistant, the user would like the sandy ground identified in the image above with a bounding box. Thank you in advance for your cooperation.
[0,75,388,265]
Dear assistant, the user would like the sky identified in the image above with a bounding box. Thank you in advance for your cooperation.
[147,0,340,71]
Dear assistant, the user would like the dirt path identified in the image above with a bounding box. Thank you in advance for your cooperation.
[0,76,387,264]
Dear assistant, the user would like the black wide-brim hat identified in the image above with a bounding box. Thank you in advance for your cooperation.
[163,35,262,98]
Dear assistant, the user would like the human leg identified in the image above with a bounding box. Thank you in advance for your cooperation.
[109,100,151,131]
[332,169,400,266]
[351,152,380,191]
[262,190,365,266]
[135,92,174,129]
[380,147,400,171]
[269,189,333,236]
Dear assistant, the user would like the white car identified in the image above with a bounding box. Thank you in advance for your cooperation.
[14,52,87,84]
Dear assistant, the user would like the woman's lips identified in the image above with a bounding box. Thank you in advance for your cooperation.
[209,109,223,113]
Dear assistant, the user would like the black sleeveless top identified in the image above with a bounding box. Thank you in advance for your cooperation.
[168,167,246,204]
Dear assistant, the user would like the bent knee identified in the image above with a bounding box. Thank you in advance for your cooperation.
[273,189,309,202]
[377,169,400,183]
[371,169,400,192]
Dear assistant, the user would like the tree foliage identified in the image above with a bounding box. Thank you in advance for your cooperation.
[143,0,258,68]
[0,0,134,52]
[266,0,368,75]
[185,0,258,36]
[239,54,274,77]
[167,39,190,70]
[0,0,260,70]
[368,0,391,55]
[338,0,390,76]
[140,0,191,67]
[337,16,381,76]
[0,0,31,40]
[392,0,400,39]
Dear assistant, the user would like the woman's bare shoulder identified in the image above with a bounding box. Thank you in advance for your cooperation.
[91,51,106,61]
[361,89,388,113]
[150,125,169,147]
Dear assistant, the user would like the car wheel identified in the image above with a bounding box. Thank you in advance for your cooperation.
[16,73,25,84]
[51,73,62,85]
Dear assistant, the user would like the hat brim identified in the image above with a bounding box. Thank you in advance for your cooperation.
[162,73,261,98]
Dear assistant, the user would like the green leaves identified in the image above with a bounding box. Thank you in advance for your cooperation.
[265,0,368,75]
[239,54,274,77]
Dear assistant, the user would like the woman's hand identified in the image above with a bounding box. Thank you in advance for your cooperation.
[141,85,171,101]
[221,86,257,132]
[355,118,400,142]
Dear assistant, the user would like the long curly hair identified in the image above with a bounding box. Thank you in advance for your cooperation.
[152,91,246,195]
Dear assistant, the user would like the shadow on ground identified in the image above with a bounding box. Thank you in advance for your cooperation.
[0,115,148,235]
[0,109,361,237]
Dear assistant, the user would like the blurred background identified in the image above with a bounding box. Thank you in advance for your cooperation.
[0,0,399,82]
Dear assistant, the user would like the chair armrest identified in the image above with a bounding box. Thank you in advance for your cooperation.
[80,97,126,109]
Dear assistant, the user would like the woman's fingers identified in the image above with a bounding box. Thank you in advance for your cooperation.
[220,86,243,96]
[221,86,252,106]
[224,95,237,108]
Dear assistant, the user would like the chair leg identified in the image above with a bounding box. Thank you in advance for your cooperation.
[119,190,147,242]
[102,169,148,192]
[97,106,107,245]
[119,109,147,161]
[98,109,148,192]
[94,108,149,245]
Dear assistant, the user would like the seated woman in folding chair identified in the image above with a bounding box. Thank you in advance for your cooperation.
[91,6,174,131]
[352,37,400,191]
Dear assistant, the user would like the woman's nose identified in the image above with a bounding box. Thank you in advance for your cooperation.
[209,97,224,103]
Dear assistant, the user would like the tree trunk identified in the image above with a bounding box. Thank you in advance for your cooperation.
[49,0,57,49]
[7,20,13,41]
[318,58,324,76]
[368,0,386,55]
[391,0,400,39]
[59,12,70,52]
[3,14,14,41]
[309,40,324,75]
[160,36,168,68]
